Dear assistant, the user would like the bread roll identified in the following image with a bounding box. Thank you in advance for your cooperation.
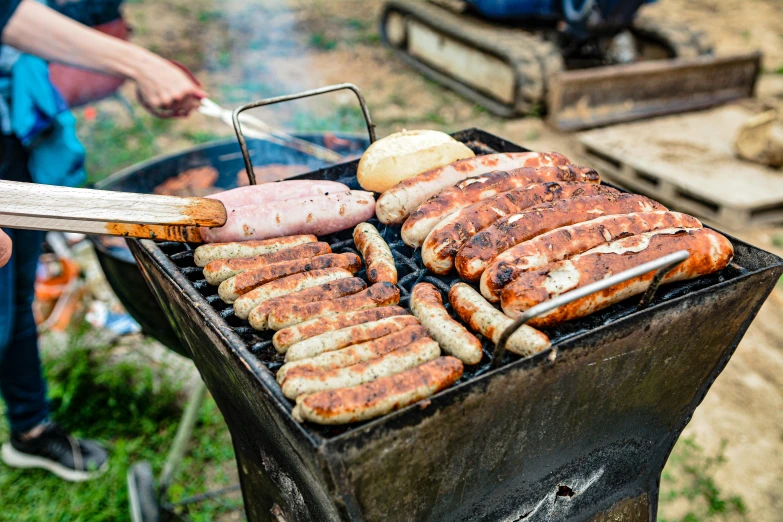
[357,129,475,193]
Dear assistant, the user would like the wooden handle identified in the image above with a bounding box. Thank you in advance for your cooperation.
[0,213,204,242]
[0,180,226,226]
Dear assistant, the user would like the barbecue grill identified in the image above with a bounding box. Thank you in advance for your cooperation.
[127,85,783,521]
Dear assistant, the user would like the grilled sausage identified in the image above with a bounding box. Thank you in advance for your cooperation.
[448,283,550,357]
[267,282,401,330]
[193,234,317,267]
[202,190,376,243]
[500,228,734,326]
[247,278,367,330]
[293,356,464,425]
[409,283,483,365]
[272,306,409,353]
[401,165,599,247]
[422,183,617,274]
[284,316,421,360]
[218,253,362,303]
[456,193,666,282]
[281,337,440,399]
[353,223,397,284]
[278,325,430,383]
[204,242,331,285]
[233,268,354,320]
[480,211,702,302]
[376,152,570,224]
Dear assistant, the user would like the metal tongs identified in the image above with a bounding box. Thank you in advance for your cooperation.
[198,98,344,164]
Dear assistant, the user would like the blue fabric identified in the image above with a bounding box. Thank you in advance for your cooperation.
[0,137,49,434]
[10,54,86,187]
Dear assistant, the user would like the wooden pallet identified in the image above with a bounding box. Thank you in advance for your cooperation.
[578,105,783,229]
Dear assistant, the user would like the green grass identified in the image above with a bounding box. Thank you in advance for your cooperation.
[659,437,747,521]
[0,324,238,522]
[77,110,173,186]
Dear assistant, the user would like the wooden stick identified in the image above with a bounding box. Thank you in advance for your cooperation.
[0,180,226,226]
[0,213,203,242]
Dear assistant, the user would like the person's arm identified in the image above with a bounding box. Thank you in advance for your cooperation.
[0,229,10,268]
[3,0,206,114]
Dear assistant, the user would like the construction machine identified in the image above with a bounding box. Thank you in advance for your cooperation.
[380,0,761,130]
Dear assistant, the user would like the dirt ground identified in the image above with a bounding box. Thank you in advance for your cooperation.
[118,0,783,519]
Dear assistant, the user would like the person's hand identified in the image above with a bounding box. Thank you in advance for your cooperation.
[0,229,11,268]
[133,54,207,118]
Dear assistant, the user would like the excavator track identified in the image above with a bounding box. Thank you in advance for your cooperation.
[380,0,564,117]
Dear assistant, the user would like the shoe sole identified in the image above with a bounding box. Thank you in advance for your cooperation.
[1,442,107,482]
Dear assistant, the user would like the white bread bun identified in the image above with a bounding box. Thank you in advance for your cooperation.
[357,129,475,193]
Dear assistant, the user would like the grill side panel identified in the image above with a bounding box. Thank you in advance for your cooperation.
[323,259,781,522]
[129,240,344,522]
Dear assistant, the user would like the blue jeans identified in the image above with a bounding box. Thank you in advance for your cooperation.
[0,136,49,434]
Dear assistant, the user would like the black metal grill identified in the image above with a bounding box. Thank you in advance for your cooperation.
[129,127,783,522]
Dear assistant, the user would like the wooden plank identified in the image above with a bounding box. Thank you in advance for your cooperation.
[0,213,203,242]
[578,105,783,229]
[0,180,226,226]
[549,52,761,131]
[407,19,516,105]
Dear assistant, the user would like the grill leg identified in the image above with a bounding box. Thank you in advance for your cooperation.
[159,379,208,497]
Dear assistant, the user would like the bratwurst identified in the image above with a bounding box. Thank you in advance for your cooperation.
[500,228,734,326]
[455,193,666,282]
[267,282,401,330]
[376,152,570,225]
[272,306,409,353]
[422,182,617,274]
[480,211,702,302]
[401,164,599,247]
[218,253,362,303]
[204,242,331,285]
[292,356,464,425]
[193,234,316,267]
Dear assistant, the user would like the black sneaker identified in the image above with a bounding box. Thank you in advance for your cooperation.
[1,422,109,482]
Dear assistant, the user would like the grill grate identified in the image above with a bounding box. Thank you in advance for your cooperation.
[154,165,748,388]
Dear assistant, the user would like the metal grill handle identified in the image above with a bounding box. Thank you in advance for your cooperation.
[491,250,690,368]
[231,83,376,186]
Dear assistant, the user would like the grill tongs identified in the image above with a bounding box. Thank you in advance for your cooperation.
[0,180,224,242]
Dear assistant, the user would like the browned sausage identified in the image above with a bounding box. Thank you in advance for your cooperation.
[193,234,317,267]
[410,282,483,365]
[401,164,599,247]
[234,268,354,320]
[480,211,702,302]
[293,356,464,425]
[353,223,397,284]
[448,283,550,357]
[247,277,367,330]
[272,306,409,353]
[283,316,422,360]
[278,325,431,383]
[219,253,362,303]
[500,228,733,326]
[203,242,331,285]
[422,182,617,274]
[267,282,401,330]
[376,152,571,224]
[455,193,666,282]
[281,337,440,399]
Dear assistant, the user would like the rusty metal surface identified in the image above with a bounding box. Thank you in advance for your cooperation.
[128,130,783,521]
[548,52,761,131]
